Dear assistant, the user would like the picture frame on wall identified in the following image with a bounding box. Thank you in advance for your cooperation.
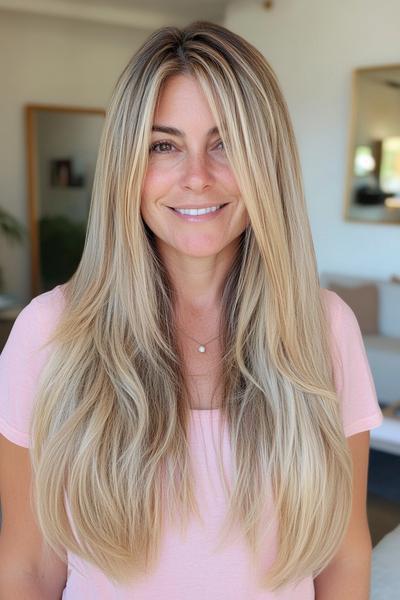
[50,158,72,187]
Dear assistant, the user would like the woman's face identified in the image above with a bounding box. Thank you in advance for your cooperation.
[141,74,249,259]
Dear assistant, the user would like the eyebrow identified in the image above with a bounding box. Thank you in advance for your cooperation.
[151,125,219,137]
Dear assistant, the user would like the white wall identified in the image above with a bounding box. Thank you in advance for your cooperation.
[224,0,400,281]
[2,2,400,304]
[0,10,149,303]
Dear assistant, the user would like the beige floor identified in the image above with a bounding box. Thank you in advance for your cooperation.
[368,491,400,547]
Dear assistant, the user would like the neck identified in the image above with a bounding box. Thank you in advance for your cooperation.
[157,238,239,315]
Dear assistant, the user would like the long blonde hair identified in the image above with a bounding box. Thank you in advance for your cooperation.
[30,21,352,591]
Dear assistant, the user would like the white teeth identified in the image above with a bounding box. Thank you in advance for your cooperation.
[174,205,223,215]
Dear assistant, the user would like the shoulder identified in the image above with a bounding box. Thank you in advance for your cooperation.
[0,285,66,448]
[319,285,363,377]
[319,287,383,437]
[28,283,66,323]
[319,286,355,326]
[10,285,66,343]
[319,287,362,352]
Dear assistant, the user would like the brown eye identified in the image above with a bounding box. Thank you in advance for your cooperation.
[149,141,174,153]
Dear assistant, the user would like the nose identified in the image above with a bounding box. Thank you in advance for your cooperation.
[180,152,214,192]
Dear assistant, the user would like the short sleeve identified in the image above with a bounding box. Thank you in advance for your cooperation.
[324,289,384,438]
[0,286,63,447]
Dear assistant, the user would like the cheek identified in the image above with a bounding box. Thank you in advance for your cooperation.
[141,166,175,204]
[222,167,241,197]
[223,172,247,223]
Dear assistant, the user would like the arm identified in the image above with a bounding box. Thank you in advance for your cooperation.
[314,431,372,600]
[0,434,68,599]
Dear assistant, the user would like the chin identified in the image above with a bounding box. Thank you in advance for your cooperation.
[175,243,225,258]
[180,249,221,258]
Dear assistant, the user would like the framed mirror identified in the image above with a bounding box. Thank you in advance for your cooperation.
[26,104,105,296]
[344,64,400,225]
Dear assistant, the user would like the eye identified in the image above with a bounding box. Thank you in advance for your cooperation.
[215,139,225,151]
[149,140,175,154]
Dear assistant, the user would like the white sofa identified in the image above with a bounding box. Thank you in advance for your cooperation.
[371,523,400,600]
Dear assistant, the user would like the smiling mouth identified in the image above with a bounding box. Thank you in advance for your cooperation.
[168,203,228,215]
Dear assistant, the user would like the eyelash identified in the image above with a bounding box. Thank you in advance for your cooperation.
[149,139,225,154]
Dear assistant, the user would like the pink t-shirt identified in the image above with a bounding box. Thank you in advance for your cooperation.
[0,285,383,599]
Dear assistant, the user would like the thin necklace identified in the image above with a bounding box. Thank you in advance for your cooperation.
[178,328,221,353]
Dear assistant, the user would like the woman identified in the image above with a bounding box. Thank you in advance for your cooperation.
[0,21,382,599]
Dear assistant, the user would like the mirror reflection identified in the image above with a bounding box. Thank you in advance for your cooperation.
[344,65,400,225]
[26,105,105,295]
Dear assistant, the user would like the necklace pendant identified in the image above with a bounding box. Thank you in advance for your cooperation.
[198,345,206,353]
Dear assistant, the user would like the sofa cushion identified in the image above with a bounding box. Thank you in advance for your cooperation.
[371,524,400,599]
[327,282,379,334]
[379,281,400,338]
[364,334,400,403]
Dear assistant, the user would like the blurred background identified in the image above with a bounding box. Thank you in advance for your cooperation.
[0,1,399,595]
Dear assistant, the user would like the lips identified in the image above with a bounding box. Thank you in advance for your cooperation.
[168,203,228,210]
[166,203,228,221]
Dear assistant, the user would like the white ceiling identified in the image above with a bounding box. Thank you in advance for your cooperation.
[0,0,235,27]
[5,0,234,24]
[65,0,229,15]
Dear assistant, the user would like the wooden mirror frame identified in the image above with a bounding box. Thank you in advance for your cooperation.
[343,63,400,226]
[25,104,105,297]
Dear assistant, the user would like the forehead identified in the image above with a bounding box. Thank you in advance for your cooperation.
[152,74,217,129]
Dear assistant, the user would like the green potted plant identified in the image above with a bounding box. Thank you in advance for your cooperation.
[0,206,26,305]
